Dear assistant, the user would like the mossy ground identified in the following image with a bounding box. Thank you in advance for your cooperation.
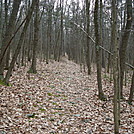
[27,68,37,74]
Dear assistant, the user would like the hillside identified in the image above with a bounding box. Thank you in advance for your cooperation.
[0,59,133,134]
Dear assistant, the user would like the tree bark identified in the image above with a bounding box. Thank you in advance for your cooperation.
[3,0,37,84]
[112,0,120,133]
[0,0,22,80]
[119,0,132,98]
[86,0,91,75]
[46,1,53,64]
[0,1,3,48]
[58,0,64,62]
[28,0,39,73]
[94,0,106,101]
[128,69,134,104]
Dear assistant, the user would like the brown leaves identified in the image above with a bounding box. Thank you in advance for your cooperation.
[0,59,133,133]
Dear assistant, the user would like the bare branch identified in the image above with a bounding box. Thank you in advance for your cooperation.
[72,21,134,70]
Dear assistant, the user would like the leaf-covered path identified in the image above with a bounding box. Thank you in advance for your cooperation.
[0,59,134,134]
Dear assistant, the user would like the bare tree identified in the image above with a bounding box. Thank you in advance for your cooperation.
[85,0,91,75]
[94,0,106,100]
[119,0,132,98]
[3,0,37,84]
[128,70,134,104]
[28,0,40,73]
[112,0,120,133]
[0,0,22,80]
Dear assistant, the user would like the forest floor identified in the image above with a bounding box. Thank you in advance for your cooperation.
[0,58,134,134]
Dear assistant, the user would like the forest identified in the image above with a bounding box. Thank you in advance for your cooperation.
[0,0,134,133]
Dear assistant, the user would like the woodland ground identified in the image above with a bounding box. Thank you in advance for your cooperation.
[0,58,134,134]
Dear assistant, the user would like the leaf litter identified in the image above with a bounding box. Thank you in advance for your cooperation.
[0,59,133,134]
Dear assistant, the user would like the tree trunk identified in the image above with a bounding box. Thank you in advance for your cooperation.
[4,0,8,34]
[94,0,106,101]
[119,0,132,98]
[100,0,105,69]
[3,0,37,84]
[0,0,22,80]
[58,0,64,62]
[86,0,91,75]
[112,0,120,133]
[128,69,134,104]
[0,1,3,48]
[5,47,10,69]
[28,0,39,73]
